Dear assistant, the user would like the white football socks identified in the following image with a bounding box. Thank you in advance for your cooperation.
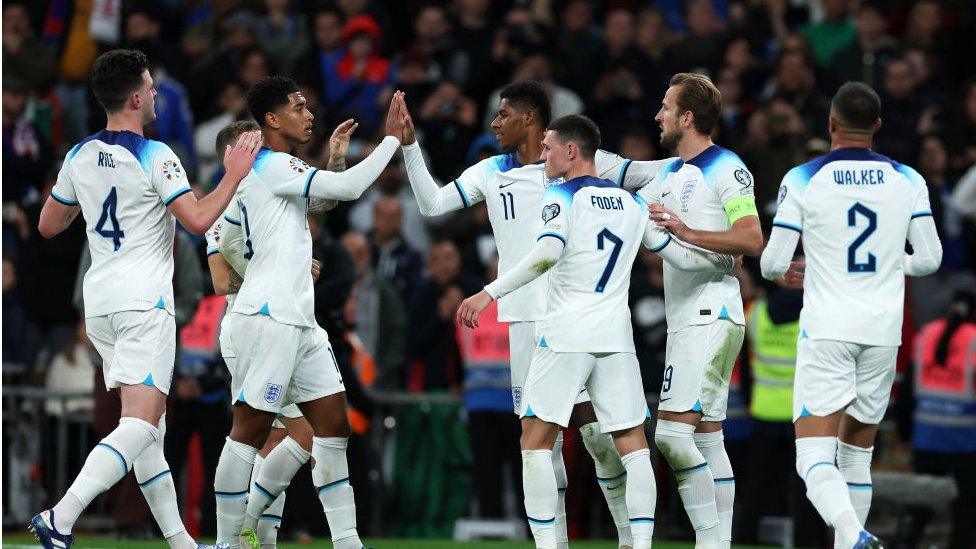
[795,436,862,548]
[694,430,734,549]
[620,449,656,549]
[835,442,874,548]
[551,432,569,548]
[655,420,719,548]
[250,454,287,549]
[214,437,257,548]
[54,416,159,533]
[580,422,632,548]
[243,436,309,533]
[311,437,362,549]
[522,449,558,548]
[134,414,195,549]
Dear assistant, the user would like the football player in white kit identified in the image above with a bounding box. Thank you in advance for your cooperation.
[457,115,734,549]
[761,82,942,549]
[32,49,261,549]
[397,83,671,548]
[639,73,764,549]
[206,119,352,549]
[209,75,407,549]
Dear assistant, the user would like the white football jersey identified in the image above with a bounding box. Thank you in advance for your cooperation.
[230,149,319,328]
[772,148,931,346]
[533,176,662,353]
[454,150,639,321]
[638,145,755,331]
[51,130,192,318]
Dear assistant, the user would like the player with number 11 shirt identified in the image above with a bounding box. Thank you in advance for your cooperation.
[395,82,673,547]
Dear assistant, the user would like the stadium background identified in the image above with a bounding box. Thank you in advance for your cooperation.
[3,0,975,547]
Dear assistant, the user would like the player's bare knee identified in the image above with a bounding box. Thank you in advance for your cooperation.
[260,426,288,455]
[520,417,557,450]
[284,419,315,451]
[611,425,648,456]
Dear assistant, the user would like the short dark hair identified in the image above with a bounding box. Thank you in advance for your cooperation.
[669,72,722,136]
[246,75,300,127]
[90,49,149,113]
[831,81,881,133]
[499,80,551,128]
[215,120,260,158]
[548,114,601,160]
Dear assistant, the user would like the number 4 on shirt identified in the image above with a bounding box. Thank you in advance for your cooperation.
[95,186,125,251]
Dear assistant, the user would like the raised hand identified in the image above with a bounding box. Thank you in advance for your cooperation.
[397,93,416,145]
[385,90,406,141]
[224,131,262,180]
[328,119,358,166]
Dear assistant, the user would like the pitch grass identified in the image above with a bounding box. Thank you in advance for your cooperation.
[2,534,770,549]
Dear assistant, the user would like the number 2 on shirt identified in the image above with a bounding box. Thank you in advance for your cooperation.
[240,200,255,260]
[847,203,877,273]
[595,227,622,293]
[95,186,124,251]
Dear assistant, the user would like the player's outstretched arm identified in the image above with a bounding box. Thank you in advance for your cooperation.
[398,93,467,216]
[617,158,677,191]
[169,131,262,234]
[903,215,942,276]
[457,236,565,328]
[760,226,800,281]
[38,199,80,239]
[645,226,734,273]
[309,119,359,213]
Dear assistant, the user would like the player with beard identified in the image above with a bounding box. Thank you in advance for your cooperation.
[638,73,764,549]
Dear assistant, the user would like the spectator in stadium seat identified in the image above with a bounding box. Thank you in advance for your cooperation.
[294,6,345,98]
[553,0,602,97]
[2,78,54,206]
[406,239,481,391]
[368,195,423,303]
[2,255,40,370]
[405,5,469,88]
[322,14,393,129]
[799,0,856,68]
[873,58,923,163]
[2,2,58,95]
[946,80,976,172]
[918,135,969,271]
[452,0,496,105]
[668,0,728,74]
[256,0,308,75]
[418,81,480,181]
[341,231,407,389]
[122,6,183,83]
[763,50,830,138]
[828,1,899,89]
[349,161,432,254]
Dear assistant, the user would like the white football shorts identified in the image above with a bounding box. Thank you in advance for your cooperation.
[520,346,648,433]
[509,321,591,416]
[220,312,302,426]
[659,320,745,422]
[86,308,176,395]
[228,312,344,414]
[793,338,897,424]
